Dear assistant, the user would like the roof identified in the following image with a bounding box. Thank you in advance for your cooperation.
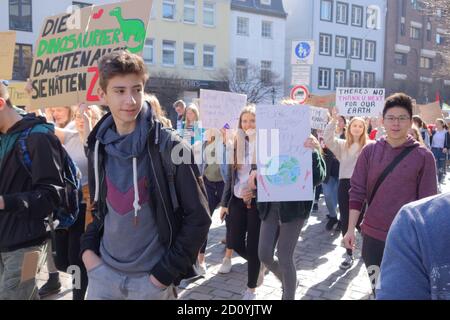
[231,0,287,19]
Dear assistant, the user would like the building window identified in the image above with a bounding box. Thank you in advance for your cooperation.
[336,2,348,24]
[260,0,271,5]
[320,0,333,22]
[335,69,346,89]
[262,21,272,39]
[420,57,433,69]
[13,43,32,81]
[163,0,175,20]
[426,22,432,41]
[237,17,249,36]
[335,36,347,58]
[184,0,196,23]
[395,52,407,65]
[365,40,376,61]
[72,1,91,8]
[319,33,332,56]
[183,43,196,67]
[162,40,175,66]
[143,39,154,64]
[9,0,32,32]
[318,68,331,89]
[400,21,406,36]
[261,60,272,84]
[410,26,421,40]
[351,5,363,27]
[350,71,361,87]
[350,38,362,59]
[437,33,445,45]
[203,2,215,26]
[364,72,375,87]
[366,5,380,29]
[203,45,215,68]
[236,58,248,82]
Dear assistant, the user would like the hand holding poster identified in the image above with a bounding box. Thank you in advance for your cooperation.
[0,32,16,80]
[336,88,385,117]
[257,105,313,202]
[199,89,247,129]
[29,0,153,109]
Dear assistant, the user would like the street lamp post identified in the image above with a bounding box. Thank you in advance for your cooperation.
[272,87,275,105]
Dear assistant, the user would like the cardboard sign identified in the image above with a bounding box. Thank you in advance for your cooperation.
[0,31,16,80]
[199,89,247,130]
[310,106,329,131]
[29,0,153,109]
[7,82,31,106]
[257,105,313,202]
[305,93,335,109]
[418,101,443,124]
[336,88,385,117]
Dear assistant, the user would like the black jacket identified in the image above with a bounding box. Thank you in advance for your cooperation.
[80,110,211,286]
[0,115,64,252]
[323,148,340,183]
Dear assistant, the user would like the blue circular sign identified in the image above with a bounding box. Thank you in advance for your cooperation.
[295,42,311,60]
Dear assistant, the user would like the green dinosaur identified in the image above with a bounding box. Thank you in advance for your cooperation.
[109,7,146,53]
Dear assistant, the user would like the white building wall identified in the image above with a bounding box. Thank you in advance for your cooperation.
[230,9,286,102]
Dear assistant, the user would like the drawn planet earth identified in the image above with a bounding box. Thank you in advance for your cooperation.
[265,156,301,186]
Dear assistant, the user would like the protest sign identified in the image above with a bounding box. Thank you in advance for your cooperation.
[199,89,247,129]
[0,31,16,80]
[305,93,335,109]
[418,101,443,124]
[336,88,385,117]
[7,82,31,106]
[257,105,313,202]
[29,0,152,109]
[309,106,329,131]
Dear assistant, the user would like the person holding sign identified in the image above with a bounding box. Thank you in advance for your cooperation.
[80,50,211,300]
[0,80,64,300]
[430,119,450,186]
[324,109,370,270]
[251,135,326,300]
[219,105,263,300]
[343,93,437,295]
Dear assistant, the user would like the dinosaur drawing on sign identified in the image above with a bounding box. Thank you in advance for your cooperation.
[109,7,146,53]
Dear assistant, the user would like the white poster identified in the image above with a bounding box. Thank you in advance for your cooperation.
[200,89,247,129]
[256,105,313,202]
[309,106,329,131]
[336,87,385,117]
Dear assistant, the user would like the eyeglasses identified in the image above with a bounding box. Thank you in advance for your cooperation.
[384,116,411,123]
[1,80,9,87]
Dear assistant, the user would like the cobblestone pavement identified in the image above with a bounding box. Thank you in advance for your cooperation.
[39,175,450,300]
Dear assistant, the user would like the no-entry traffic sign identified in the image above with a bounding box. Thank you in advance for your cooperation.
[290,85,309,104]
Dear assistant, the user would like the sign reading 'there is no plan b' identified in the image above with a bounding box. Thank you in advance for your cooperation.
[336,88,385,117]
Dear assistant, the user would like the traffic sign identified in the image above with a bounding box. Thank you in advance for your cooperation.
[290,85,310,104]
[291,40,315,65]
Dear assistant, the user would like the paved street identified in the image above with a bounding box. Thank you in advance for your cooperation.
[39,174,450,301]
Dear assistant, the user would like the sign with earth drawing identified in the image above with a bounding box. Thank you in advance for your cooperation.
[256,105,313,202]
[29,0,153,109]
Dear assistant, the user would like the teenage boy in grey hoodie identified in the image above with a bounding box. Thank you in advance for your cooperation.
[80,50,211,300]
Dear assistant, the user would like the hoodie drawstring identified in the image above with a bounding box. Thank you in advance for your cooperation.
[94,140,100,203]
[132,157,141,226]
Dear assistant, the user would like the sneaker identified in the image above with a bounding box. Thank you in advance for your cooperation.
[339,254,354,270]
[195,262,207,276]
[38,272,61,298]
[312,203,319,212]
[256,264,266,287]
[326,217,338,231]
[242,290,256,300]
[218,257,232,274]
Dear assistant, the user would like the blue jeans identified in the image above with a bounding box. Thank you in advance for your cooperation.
[322,176,339,218]
[432,148,447,183]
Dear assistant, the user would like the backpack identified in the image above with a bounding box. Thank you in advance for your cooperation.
[17,127,82,230]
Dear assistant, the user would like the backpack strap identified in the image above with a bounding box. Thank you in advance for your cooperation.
[17,128,33,175]
[368,146,415,206]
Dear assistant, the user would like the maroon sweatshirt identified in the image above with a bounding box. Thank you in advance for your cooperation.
[349,136,437,242]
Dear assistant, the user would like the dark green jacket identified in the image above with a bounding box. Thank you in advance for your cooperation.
[257,150,326,223]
